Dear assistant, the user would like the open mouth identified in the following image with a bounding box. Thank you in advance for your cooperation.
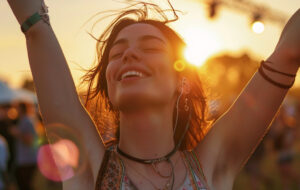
[119,70,147,81]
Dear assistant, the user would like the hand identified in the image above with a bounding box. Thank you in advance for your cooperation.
[7,0,43,25]
[267,9,300,72]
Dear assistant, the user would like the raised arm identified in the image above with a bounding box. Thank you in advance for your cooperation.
[7,0,105,187]
[195,9,300,189]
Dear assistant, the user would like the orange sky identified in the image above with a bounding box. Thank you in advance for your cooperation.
[0,0,299,88]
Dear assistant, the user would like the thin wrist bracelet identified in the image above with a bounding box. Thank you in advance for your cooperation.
[21,1,50,34]
[21,12,42,33]
[258,63,295,89]
[261,60,296,77]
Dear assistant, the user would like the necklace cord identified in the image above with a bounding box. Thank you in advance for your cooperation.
[117,145,177,164]
[117,111,191,165]
[116,109,192,190]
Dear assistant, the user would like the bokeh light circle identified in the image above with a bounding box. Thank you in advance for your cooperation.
[174,60,186,72]
[37,139,79,182]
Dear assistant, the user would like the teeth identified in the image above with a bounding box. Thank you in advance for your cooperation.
[121,71,144,80]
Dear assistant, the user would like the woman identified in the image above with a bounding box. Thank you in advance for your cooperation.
[6,0,300,189]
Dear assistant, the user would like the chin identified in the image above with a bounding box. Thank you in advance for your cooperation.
[116,91,164,112]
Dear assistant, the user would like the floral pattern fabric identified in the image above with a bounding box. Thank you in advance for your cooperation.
[95,147,208,190]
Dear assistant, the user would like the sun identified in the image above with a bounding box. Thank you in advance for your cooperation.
[252,21,265,34]
[181,28,221,67]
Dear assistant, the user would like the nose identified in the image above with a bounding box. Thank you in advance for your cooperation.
[121,47,141,64]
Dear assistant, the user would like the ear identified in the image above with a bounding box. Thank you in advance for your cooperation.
[178,77,191,95]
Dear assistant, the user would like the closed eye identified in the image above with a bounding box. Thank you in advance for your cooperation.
[110,52,123,59]
[143,48,159,51]
[142,47,165,53]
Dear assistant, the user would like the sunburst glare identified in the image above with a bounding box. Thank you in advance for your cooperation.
[252,21,265,34]
[182,28,221,67]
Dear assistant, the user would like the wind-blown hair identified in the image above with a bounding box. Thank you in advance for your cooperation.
[81,1,210,150]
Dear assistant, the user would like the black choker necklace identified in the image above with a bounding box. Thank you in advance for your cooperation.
[117,112,191,190]
[117,112,191,165]
[116,145,177,164]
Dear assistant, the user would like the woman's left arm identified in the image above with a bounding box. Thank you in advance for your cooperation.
[195,9,300,189]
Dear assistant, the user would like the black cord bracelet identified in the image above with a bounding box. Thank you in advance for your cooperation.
[261,61,296,77]
[258,64,295,89]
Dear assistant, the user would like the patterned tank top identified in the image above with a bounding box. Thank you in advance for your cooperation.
[95,146,209,190]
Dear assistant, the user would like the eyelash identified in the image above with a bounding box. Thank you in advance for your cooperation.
[111,52,123,59]
[142,47,164,53]
[143,48,159,51]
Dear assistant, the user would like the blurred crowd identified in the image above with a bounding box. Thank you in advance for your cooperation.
[0,100,64,190]
[234,97,300,190]
[0,101,40,190]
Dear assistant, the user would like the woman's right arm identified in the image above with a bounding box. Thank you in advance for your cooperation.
[7,0,105,186]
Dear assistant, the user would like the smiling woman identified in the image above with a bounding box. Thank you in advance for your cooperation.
[79,5,211,189]
[5,0,300,189]
[83,10,209,151]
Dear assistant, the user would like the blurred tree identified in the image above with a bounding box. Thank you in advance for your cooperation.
[200,53,259,118]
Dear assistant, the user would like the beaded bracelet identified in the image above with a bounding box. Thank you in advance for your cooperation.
[21,1,50,34]
[258,61,295,89]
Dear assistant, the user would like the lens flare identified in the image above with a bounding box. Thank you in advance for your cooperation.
[37,139,79,182]
[174,60,186,72]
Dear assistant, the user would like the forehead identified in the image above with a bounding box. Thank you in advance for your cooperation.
[114,23,168,43]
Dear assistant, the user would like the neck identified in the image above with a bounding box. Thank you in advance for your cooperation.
[118,105,175,160]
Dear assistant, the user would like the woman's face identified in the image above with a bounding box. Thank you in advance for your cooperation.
[106,23,178,111]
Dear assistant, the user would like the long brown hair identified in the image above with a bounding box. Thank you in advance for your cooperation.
[81,1,210,150]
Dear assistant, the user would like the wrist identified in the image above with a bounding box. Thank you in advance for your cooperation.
[21,1,50,36]
[266,53,299,75]
[258,60,296,89]
[24,20,51,39]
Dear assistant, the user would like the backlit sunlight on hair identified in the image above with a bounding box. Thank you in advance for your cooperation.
[182,28,220,67]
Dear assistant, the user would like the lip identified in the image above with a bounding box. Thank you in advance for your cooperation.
[117,66,151,81]
[120,76,146,83]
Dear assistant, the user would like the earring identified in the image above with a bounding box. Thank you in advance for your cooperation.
[184,97,189,111]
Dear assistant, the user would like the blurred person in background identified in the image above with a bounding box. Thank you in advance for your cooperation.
[0,105,17,190]
[0,135,9,190]
[10,102,38,190]
[272,106,300,189]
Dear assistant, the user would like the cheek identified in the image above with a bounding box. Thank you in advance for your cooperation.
[154,60,178,94]
[156,58,176,80]
[105,60,119,84]
[105,62,117,101]
[105,65,112,84]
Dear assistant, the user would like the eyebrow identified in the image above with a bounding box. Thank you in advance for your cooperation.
[111,35,166,48]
